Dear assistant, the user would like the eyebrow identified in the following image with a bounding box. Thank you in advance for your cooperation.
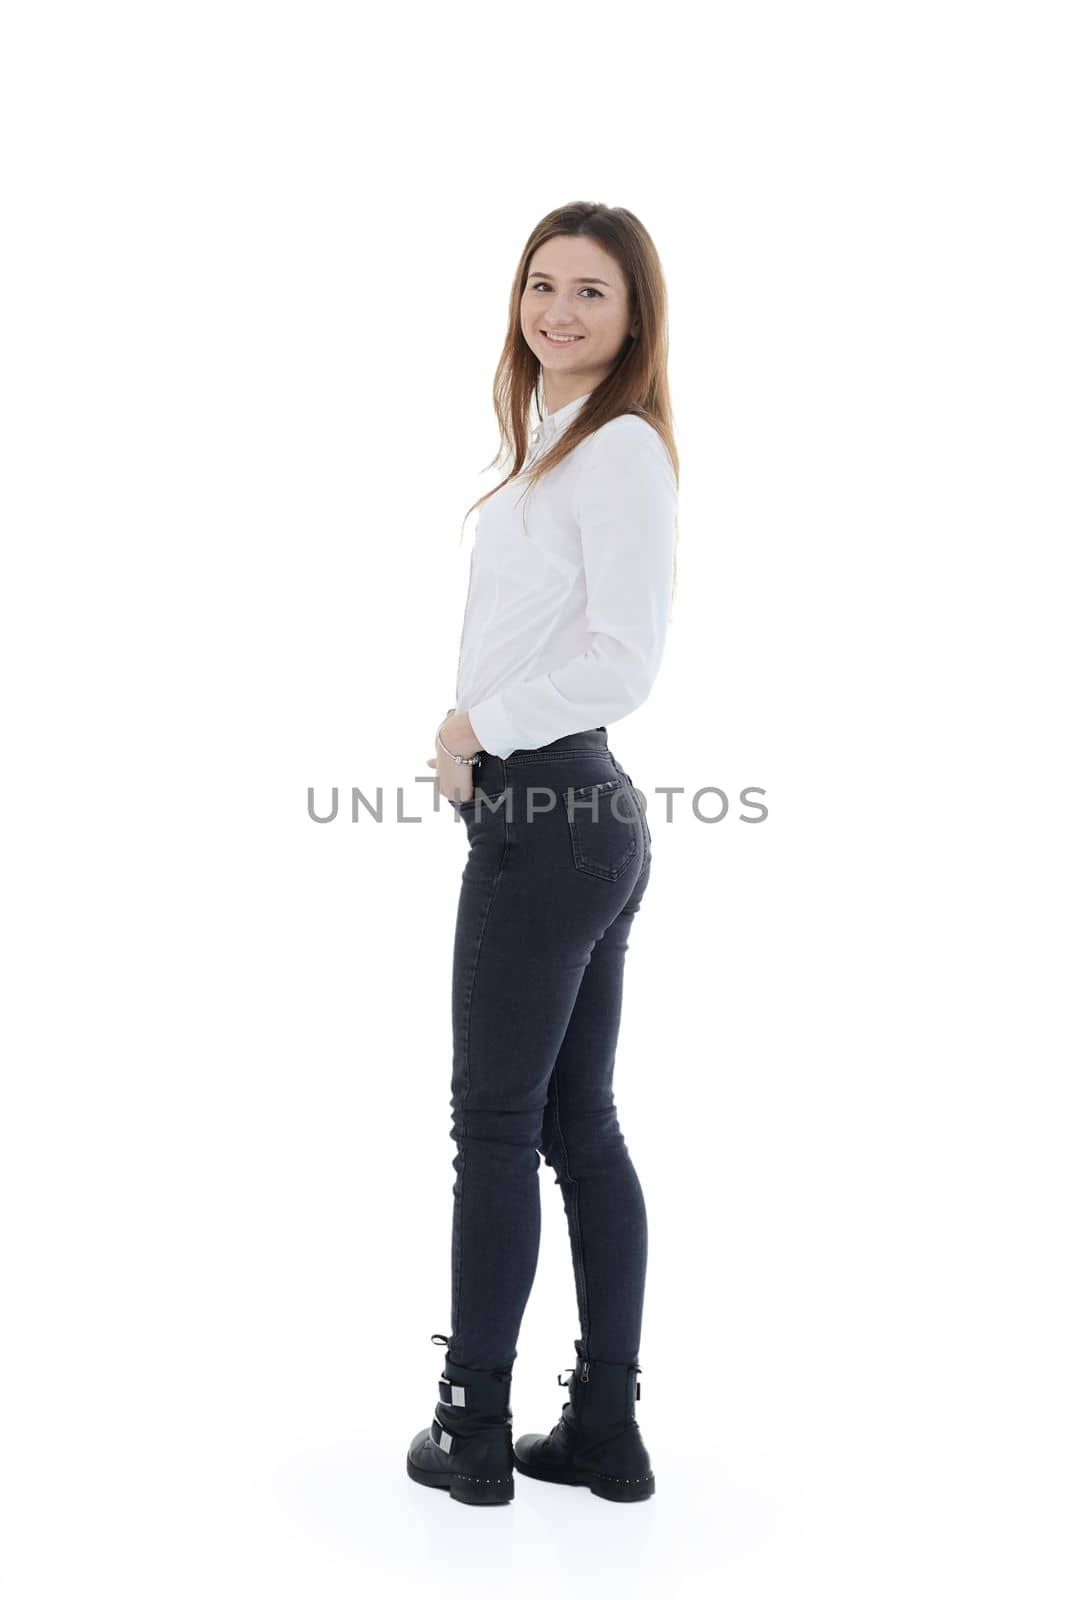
[527,272,613,287]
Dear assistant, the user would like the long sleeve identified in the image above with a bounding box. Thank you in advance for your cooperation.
[466,418,677,760]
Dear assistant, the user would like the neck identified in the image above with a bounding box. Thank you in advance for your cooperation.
[542,378,596,415]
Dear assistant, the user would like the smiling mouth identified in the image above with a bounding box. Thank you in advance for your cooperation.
[540,330,584,344]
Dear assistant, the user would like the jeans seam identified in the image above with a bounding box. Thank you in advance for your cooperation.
[609,756,651,874]
[550,1082,590,1346]
[453,777,511,1339]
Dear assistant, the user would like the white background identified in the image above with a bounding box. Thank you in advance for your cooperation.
[2,2,1064,1596]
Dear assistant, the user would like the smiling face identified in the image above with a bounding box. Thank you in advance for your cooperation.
[520,234,639,411]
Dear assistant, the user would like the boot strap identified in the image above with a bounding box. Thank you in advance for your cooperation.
[438,1379,466,1407]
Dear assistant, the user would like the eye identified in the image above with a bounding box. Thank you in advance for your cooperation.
[528,281,604,298]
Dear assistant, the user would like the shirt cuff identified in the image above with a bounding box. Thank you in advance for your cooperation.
[466,696,516,760]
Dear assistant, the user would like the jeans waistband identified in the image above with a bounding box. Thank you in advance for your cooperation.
[474,727,610,789]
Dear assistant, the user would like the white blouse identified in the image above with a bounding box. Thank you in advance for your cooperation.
[455,390,678,760]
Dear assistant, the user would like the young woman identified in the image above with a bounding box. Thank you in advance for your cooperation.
[406,202,679,1507]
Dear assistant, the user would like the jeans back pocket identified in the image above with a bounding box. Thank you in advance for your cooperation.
[565,777,641,881]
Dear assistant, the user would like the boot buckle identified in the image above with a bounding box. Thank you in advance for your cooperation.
[438,1380,466,1407]
[429,1419,453,1453]
[557,1368,574,1385]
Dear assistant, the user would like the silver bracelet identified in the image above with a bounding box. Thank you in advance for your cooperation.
[436,722,481,766]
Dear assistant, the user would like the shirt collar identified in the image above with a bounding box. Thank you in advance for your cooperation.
[531,390,592,446]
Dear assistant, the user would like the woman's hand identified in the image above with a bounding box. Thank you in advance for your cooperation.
[427,708,483,806]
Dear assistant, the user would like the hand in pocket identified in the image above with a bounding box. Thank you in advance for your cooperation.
[428,711,476,806]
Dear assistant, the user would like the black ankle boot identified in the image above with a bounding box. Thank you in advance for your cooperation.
[513,1338,655,1502]
[406,1333,515,1506]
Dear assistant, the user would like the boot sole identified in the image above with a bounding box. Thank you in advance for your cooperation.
[513,1453,655,1502]
[406,1456,515,1505]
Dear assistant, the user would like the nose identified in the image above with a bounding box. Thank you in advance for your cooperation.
[540,293,582,330]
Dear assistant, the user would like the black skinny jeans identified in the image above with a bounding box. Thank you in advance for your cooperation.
[445,726,653,1374]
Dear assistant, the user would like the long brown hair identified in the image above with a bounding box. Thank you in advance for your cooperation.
[461,201,680,538]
